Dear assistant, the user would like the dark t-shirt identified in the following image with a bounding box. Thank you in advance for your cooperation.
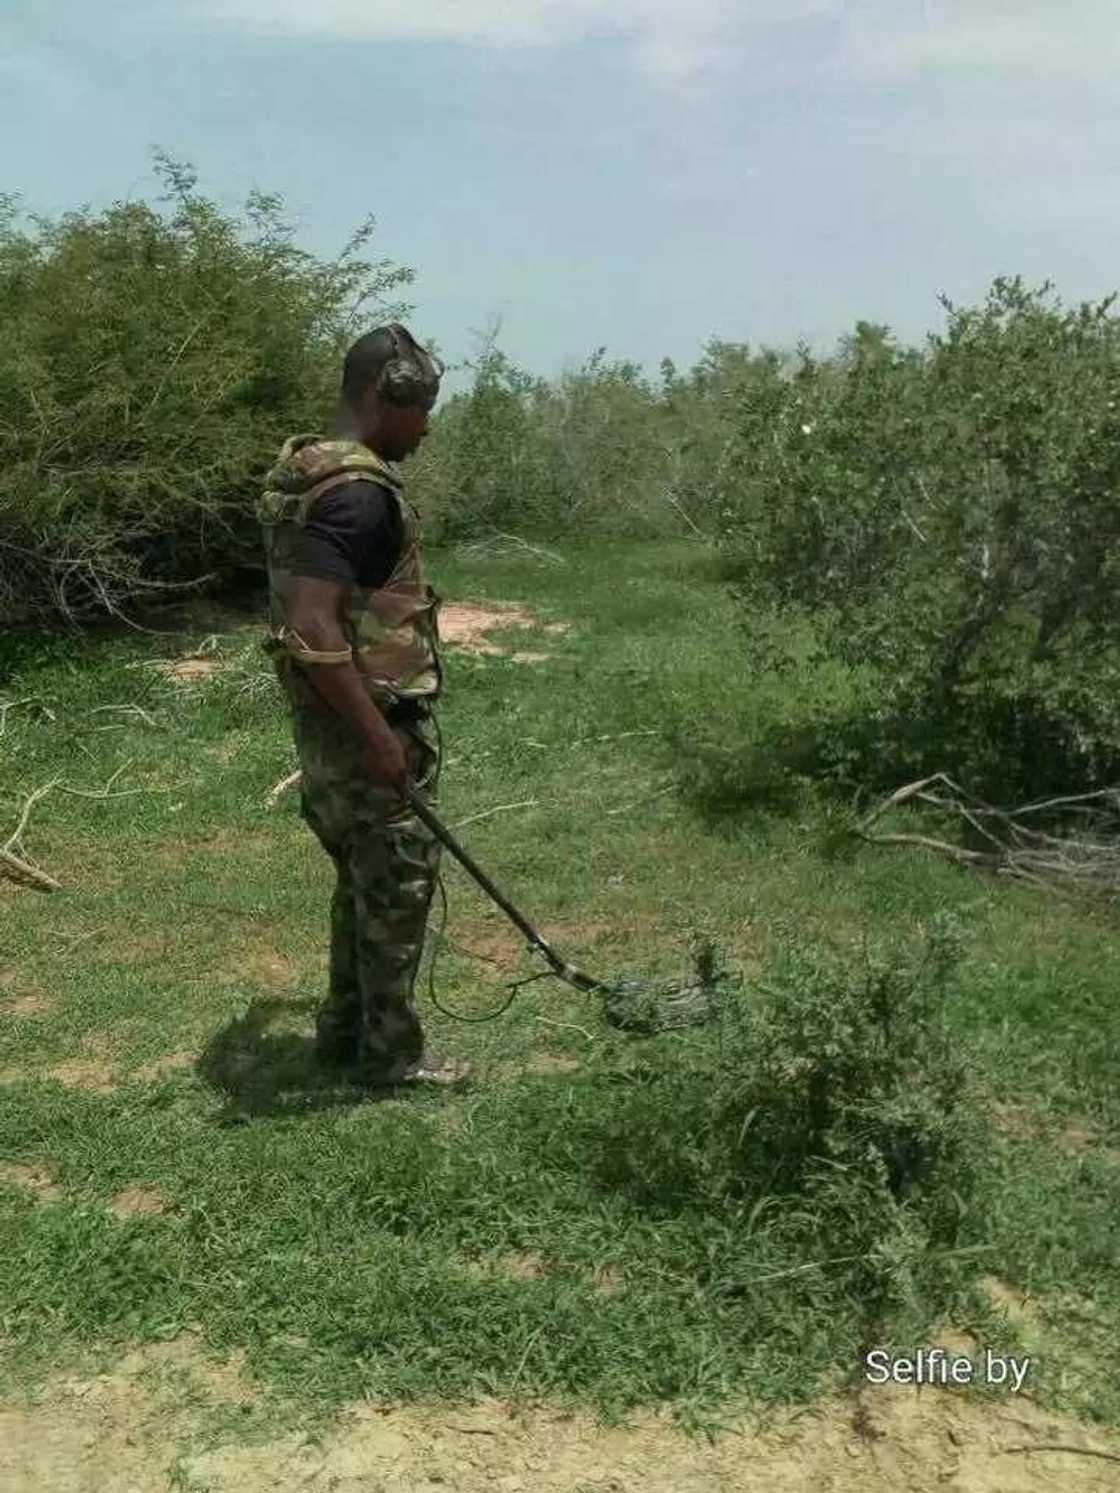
[290,480,403,589]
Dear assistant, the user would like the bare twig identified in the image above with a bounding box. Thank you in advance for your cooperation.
[534,1016,596,1042]
[3,780,60,854]
[661,486,710,542]
[55,782,190,800]
[48,927,107,956]
[0,848,61,893]
[266,769,303,807]
[0,696,57,736]
[606,784,674,816]
[517,730,659,753]
[575,729,658,746]
[1,780,63,892]
[87,704,160,729]
[451,799,540,830]
[53,760,135,799]
[1,762,190,892]
[857,772,1120,895]
[900,509,928,543]
[998,1445,1120,1466]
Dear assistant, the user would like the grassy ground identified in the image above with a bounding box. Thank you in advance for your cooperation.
[1,538,1119,1460]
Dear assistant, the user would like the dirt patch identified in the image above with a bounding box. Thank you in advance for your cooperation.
[449,921,527,969]
[0,985,53,1017]
[981,1277,1039,1329]
[46,1057,118,1093]
[498,1251,547,1280]
[1053,1122,1120,1164]
[134,1050,197,1083]
[491,1053,584,1083]
[206,732,253,764]
[243,948,300,988]
[593,1264,624,1295]
[93,925,201,966]
[0,1161,62,1202]
[991,1103,1120,1163]
[110,1186,169,1220]
[150,656,223,683]
[991,1102,1040,1142]
[458,1251,549,1283]
[6,1031,126,1093]
[148,826,276,870]
[523,1054,582,1075]
[440,602,564,663]
[2,1347,1119,1493]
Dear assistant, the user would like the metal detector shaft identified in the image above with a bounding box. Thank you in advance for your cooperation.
[408,789,607,995]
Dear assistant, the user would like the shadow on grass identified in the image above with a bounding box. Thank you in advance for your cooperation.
[197,997,401,1123]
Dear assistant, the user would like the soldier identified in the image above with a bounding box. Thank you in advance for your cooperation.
[258,323,471,1087]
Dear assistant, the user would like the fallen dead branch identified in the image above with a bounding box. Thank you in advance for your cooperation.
[1,766,190,891]
[998,1444,1120,1465]
[0,696,56,737]
[1,780,63,892]
[451,798,540,830]
[857,773,1120,895]
[266,769,302,807]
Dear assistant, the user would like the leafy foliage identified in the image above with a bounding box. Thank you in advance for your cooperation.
[581,915,989,1322]
[716,282,1120,796]
[6,159,1119,796]
[407,328,747,544]
[0,153,414,625]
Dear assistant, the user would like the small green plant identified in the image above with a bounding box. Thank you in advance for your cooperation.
[591,914,989,1325]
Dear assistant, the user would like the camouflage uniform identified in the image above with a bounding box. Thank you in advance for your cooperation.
[258,435,444,1080]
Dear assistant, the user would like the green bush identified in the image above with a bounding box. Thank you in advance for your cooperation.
[0,152,415,626]
[409,335,738,545]
[587,916,989,1319]
[717,283,1120,797]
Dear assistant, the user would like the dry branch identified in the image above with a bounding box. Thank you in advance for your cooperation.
[266,769,302,806]
[857,773,1120,895]
[1,780,62,892]
[451,798,540,830]
[1,765,187,892]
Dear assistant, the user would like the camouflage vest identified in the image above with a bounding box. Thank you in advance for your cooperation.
[257,434,441,711]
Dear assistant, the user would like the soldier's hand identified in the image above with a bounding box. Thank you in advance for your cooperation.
[358,735,411,807]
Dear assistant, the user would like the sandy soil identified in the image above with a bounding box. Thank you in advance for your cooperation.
[148,601,567,684]
[1,1333,1118,1492]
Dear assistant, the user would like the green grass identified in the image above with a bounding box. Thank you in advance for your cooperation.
[1,537,1119,1448]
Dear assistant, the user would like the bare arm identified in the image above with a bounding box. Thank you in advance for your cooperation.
[286,575,409,797]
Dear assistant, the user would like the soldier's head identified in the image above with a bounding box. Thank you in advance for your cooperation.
[338,324,443,462]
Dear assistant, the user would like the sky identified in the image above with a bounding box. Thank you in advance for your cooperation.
[3,2,1119,397]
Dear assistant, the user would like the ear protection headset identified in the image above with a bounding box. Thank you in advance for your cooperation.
[379,324,446,407]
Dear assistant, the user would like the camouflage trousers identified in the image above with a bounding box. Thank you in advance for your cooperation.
[288,685,443,1080]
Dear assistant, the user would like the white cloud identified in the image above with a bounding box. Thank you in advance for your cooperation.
[192,0,1120,102]
[198,0,836,88]
[845,2,1120,86]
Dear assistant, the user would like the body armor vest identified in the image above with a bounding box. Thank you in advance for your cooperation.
[257,434,442,711]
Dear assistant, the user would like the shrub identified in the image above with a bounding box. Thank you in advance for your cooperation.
[581,916,989,1321]
[717,283,1120,797]
[409,331,781,546]
[0,152,415,626]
